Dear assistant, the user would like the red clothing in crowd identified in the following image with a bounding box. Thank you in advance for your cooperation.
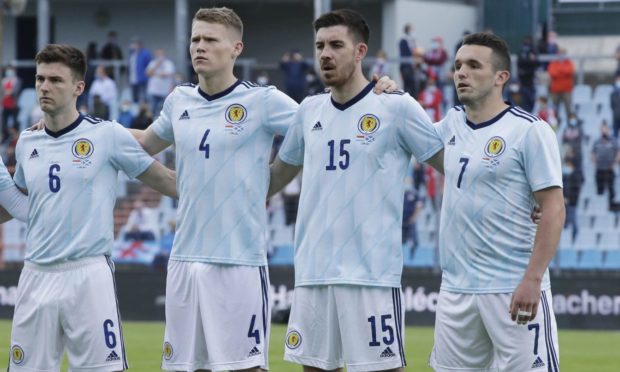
[548,59,575,94]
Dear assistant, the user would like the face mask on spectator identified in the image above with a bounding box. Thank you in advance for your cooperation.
[568,118,577,126]
[430,41,439,49]
[615,80,620,88]
[562,165,574,175]
[5,69,15,78]
[257,76,268,85]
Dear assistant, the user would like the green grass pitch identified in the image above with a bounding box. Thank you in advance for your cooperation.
[1,320,618,371]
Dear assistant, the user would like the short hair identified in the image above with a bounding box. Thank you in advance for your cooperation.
[34,44,87,81]
[193,7,243,39]
[313,9,370,44]
[462,32,511,73]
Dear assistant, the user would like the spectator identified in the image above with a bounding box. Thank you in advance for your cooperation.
[99,31,123,79]
[146,48,175,117]
[517,36,538,113]
[90,95,109,120]
[369,49,389,78]
[89,66,117,119]
[423,36,448,89]
[615,43,620,76]
[548,47,575,119]
[280,49,309,103]
[256,71,269,85]
[562,157,583,243]
[305,69,324,96]
[611,74,620,138]
[124,198,159,241]
[2,65,21,144]
[128,37,152,104]
[591,123,620,210]
[562,113,585,173]
[418,77,443,121]
[537,96,559,131]
[403,186,424,257]
[537,30,559,70]
[78,41,98,108]
[131,102,153,130]
[117,100,134,128]
[398,23,416,96]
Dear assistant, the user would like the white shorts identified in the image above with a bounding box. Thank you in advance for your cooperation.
[284,285,406,372]
[9,256,127,372]
[429,289,559,372]
[162,261,270,371]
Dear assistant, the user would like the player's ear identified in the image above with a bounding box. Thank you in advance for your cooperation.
[495,70,510,87]
[232,40,244,59]
[355,43,368,63]
[75,80,86,96]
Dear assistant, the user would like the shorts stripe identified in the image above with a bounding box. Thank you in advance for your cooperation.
[259,266,269,338]
[391,288,406,367]
[105,256,128,369]
[541,291,559,372]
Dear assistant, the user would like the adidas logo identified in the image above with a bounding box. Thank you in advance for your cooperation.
[380,347,396,358]
[106,350,120,362]
[29,149,39,159]
[311,121,323,131]
[248,346,261,357]
[531,356,545,369]
[448,135,456,145]
[179,110,190,120]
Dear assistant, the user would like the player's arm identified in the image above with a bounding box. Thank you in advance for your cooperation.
[509,186,565,324]
[425,149,444,174]
[0,186,29,222]
[136,161,177,199]
[268,156,301,198]
[128,127,172,156]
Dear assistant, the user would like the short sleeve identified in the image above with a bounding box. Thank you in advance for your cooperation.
[264,87,298,136]
[110,123,155,179]
[13,137,26,190]
[522,122,563,191]
[398,94,444,162]
[277,107,305,166]
[150,91,175,142]
[0,158,15,192]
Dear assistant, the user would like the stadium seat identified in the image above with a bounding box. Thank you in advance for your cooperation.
[576,101,596,118]
[602,250,620,270]
[573,231,597,250]
[577,249,604,269]
[572,84,592,106]
[592,84,614,107]
[268,245,294,265]
[407,246,435,268]
[557,249,579,269]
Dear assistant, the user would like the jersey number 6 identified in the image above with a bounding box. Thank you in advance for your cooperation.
[48,164,61,193]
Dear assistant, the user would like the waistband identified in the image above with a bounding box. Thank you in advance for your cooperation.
[24,255,111,272]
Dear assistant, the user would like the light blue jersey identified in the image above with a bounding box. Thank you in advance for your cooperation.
[151,81,298,265]
[278,82,443,287]
[0,157,15,191]
[14,115,154,265]
[435,105,562,293]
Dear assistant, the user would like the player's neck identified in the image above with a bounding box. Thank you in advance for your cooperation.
[464,95,509,125]
[198,73,238,96]
[330,72,369,105]
[44,109,81,133]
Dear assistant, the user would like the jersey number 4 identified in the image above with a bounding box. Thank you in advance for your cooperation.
[199,129,211,159]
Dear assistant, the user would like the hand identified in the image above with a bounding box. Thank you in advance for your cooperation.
[29,119,46,131]
[509,277,541,325]
[530,206,541,224]
[372,74,399,94]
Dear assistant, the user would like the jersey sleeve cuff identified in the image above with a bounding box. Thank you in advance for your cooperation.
[278,153,303,167]
[531,180,562,192]
[415,143,444,163]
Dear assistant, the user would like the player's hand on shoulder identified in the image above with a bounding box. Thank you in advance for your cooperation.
[530,206,542,224]
[28,118,46,132]
[509,277,541,325]
[372,74,399,94]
